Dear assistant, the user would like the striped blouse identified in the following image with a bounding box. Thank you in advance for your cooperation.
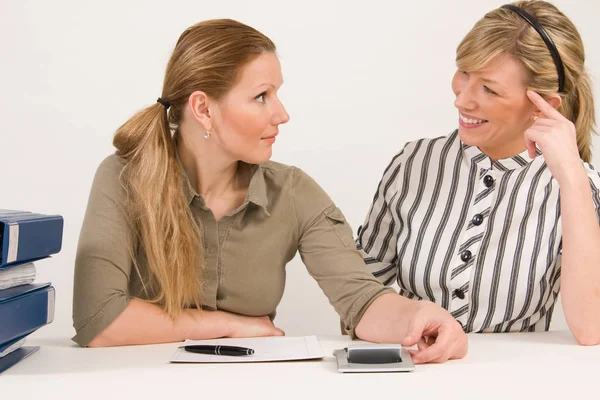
[358,130,600,333]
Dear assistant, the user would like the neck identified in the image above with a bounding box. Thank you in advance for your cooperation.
[479,138,527,162]
[176,130,244,201]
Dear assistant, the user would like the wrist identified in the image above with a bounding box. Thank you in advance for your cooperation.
[356,293,414,340]
[178,308,203,340]
[555,162,587,189]
[182,309,237,340]
[218,310,238,337]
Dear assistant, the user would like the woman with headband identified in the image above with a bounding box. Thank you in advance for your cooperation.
[72,19,467,363]
[359,1,600,345]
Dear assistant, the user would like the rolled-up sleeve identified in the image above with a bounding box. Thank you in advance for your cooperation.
[72,155,133,346]
[292,168,395,337]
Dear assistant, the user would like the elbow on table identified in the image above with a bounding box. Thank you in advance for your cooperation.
[571,328,600,346]
[87,336,109,348]
[86,331,120,348]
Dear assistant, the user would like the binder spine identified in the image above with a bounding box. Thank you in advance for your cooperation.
[0,223,5,265]
[0,346,40,373]
[7,223,18,264]
[0,286,55,345]
[0,215,63,268]
[47,287,56,323]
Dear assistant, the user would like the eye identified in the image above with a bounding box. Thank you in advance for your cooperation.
[255,91,267,103]
[483,86,498,95]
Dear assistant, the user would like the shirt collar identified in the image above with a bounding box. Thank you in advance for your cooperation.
[246,164,269,212]
[459,134,542,171]
[175,149,269,214]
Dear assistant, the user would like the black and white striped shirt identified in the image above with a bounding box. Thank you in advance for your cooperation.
[358,130,600,332]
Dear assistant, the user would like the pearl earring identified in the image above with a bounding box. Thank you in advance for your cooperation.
[204,130,211,139]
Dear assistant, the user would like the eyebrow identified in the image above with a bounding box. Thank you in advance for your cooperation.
[479,77,506,90]
[252,82,283,90]
[479,76,507,90]
[481,77,499,84]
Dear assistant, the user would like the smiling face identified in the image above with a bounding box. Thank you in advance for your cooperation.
[210,52,290,164]
[452,53,537,160]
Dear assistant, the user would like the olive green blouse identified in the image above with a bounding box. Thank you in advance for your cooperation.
[72,154,393,346]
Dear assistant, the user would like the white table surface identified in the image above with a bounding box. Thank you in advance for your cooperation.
[1,331,598,400]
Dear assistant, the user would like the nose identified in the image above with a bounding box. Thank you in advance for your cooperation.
[454,83,481,111]
[453,73,477,111]
[272,97,290,125]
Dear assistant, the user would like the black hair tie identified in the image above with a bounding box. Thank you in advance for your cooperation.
[156,97,171,110]
[501,4,565,93]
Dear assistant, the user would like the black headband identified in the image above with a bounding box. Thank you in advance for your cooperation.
[156,97,171,110]
[501,4,565,93]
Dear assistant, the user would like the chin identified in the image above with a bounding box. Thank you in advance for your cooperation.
[458,127,485,148]
[242,150,273,165]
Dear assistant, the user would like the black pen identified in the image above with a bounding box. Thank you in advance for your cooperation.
[181,345,255,356]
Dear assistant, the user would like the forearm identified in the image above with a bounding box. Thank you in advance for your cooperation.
[559,170,600,345]
[88,298,232,347]
[355,293,412,342]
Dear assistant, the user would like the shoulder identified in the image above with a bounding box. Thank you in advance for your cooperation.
[260,160,321,190]
[260,160,332,209]
[258,160,296,193]
[387,130,461,170]
[260,160,309,188]
[390,130,460,164]
[94,153,127,181]
[87,154,128,204]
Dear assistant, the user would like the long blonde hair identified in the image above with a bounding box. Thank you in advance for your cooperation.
[456,0,596,162]
[112,19,276,318]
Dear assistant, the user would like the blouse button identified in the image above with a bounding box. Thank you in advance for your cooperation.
[472,214,484,226]
[483,175,495,187]
[453,288,466,300]
[460,250,472,262]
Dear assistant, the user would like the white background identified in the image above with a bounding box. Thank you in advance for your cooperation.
[1,0,598,341]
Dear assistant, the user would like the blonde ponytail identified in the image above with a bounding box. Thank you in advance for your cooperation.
[562,72,596,163]
[111,19,275,318]
[113,102,203,318]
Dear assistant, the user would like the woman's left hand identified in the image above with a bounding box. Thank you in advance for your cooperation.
[524,90,583,184]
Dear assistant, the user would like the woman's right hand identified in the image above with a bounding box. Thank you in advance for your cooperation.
[355,293,467,364]
[225,313,285,338]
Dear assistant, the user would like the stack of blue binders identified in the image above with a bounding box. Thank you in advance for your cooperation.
[0,210,63,373]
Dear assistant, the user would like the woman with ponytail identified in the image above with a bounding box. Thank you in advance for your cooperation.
[72,19,467,363]
[359,0,600,346]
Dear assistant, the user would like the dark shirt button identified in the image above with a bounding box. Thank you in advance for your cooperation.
[460,250,472,262]
[472,214,484,226]
[483,175,495,187]
[453,289,466,300]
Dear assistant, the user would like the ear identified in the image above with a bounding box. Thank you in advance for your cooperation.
[544,93,562,110]
[188,91,213,130]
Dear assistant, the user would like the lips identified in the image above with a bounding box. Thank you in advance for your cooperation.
[459,112,488,124]
[261,133,278,140]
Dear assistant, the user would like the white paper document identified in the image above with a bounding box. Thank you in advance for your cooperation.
[170,335,323,363]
